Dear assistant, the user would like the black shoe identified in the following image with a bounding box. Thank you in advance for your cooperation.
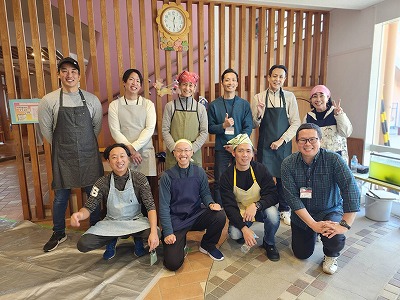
[264,243,280,261]
[43,232,67,252]
[236,238,245,244]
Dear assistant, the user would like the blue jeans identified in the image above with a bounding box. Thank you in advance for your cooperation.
[228,205,280,245]
[291,212,345,259]
[53,186,100,233]
[214,150,234,205]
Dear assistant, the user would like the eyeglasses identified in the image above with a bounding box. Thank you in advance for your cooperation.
[297,137,319,145]
[174,149,192,154]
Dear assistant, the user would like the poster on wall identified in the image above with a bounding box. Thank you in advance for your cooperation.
[9,99,40,124]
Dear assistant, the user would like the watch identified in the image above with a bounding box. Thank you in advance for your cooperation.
[255,202,262,211]
[339,220,351,230]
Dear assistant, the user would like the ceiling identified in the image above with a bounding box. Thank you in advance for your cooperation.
[223,0,386,11]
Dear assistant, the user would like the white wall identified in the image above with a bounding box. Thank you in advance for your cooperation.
[327,0,400,140]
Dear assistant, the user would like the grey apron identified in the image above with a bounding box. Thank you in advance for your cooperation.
[165,98,202,169]
[117,96,156,176]
[85,170,150,236]
[257,89,292,178]
[51,89,103,189]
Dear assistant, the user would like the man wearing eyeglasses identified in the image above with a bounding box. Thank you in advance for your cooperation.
[281,123,360,275]
[159,139,226,271]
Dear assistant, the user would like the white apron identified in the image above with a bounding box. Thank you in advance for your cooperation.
[118,96,156,176]
[84,171,150,236]
[233,166,261,220]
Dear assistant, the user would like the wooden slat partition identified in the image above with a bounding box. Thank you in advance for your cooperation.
[0,0,331,222]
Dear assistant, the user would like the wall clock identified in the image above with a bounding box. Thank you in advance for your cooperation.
[156,3,191,51]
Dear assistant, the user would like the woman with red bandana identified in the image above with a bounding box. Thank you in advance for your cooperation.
[162,71,208,169]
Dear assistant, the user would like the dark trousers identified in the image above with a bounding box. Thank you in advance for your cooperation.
[291,212,345,259]
[213,150,234,205]
[162,209,226,271]
[77,229,150,253]
[276,178,290,212]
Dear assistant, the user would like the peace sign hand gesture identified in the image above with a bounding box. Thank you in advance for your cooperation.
[332,99,343,116]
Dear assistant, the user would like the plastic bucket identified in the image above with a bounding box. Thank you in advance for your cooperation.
[365,194,393,222]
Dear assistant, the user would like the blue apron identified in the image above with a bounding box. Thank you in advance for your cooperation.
[84,170,150,236]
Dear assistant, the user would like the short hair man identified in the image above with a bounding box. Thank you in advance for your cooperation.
[220,134,280,261]
[207,68,253,205]
[251,64,301,226]
[281,123,360,274]
[38,57,103,252]
[71,143,159,260]
[159,139,226,271]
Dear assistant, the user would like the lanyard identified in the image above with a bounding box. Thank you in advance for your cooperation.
[266,88,284,109]
[222,96,236,117]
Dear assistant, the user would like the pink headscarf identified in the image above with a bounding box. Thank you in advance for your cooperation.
[177,70,199,84]
[310,85,331,98]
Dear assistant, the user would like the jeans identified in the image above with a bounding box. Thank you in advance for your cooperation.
[291,212,345,259]
[214,150,234,205]
[276,177,290,212]
[228,205,280,246]
[53,186,101,233]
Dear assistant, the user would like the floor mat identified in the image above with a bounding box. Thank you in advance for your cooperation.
[0,219,164,299]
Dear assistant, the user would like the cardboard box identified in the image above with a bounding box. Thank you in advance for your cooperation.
[369,152,400,186]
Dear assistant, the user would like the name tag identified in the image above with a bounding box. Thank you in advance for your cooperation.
[225,126,234,135]
[300,187,312,198]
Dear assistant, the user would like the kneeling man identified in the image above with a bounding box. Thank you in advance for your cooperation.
[71,143,159,260]
[220,134,280,261]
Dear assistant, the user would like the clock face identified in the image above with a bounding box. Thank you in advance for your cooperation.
[161,8,186,34]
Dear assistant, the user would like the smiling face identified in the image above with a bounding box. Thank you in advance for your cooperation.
[268,67,286,92]
[232,143,253,171]
[221,72,238,96]
[310,92,329,112]
[296,129,321,164]
[124,71,142,98]
[179,82,196,98]
[173,141,193,168]
[107,147,130,176]
[58,63,80,92]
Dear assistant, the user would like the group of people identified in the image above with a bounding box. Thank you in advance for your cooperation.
[38,57,360,275]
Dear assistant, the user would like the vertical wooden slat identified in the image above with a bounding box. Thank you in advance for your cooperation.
[257,8,266,92]
[219,3,225,96]
[100,0,113,104]
[248,6,256,101]
[126,0,136,68]
[276,9,285,65]
[229,4,236,68]
[293,10,303,87]
[311,12,321,86]
[267,8,275,75]
[320,13,330,84]
[187,0,194,72]
[139,0,150,99]
[238,5,246,99]
[208,3,215,102]
[302,12,312,86]
[285,10,294,86]
[176,0,183,73]
[162,0,173,103]
[72,0,86,89]
[152,0,163,150]
[86,0,101,99]
[198,2,205,97]
[13,0,37,220]
[113,0,124,95]
[58,0,70,56]
[28,0,46,219]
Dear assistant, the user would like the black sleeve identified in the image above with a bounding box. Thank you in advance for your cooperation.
[253,162,279,210]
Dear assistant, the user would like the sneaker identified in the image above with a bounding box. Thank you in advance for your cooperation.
[322,255,338,275]
[280,211,291,226]
[199,246,224,261]
[103,238,118,260]
[43,232,67,252]
[264,243,280,261]
[134,237,146,257]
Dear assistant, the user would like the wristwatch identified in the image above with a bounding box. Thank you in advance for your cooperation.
[255,201,262,211]
[339,220,351,230]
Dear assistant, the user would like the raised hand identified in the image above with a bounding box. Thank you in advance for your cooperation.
[223,113,234,129]
[332,99,343,116]
[257,99,265,118]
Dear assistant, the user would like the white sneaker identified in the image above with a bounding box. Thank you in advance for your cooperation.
[322,255,338,275]
[280,211,291,226]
